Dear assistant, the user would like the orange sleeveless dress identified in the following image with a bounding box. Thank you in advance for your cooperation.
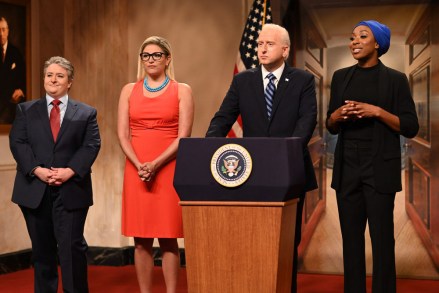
[122,80,183,238]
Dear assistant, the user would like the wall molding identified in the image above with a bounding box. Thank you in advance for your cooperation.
[0,164,16,172]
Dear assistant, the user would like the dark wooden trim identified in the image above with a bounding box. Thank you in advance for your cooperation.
[0,246,186,275]
[407,8,431,64]
[298,199,326,259]
[0,249,32,274]
[406,7,430,45]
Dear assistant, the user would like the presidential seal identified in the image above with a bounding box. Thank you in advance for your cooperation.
[210,144,252,187]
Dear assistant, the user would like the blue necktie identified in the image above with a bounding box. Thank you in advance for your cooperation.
[264,73,276,119]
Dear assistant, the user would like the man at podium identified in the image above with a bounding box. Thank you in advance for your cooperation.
[206,23,317,293]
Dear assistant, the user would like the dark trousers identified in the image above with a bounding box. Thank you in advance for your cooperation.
[291,192,305,293]
[21,187,89,293]
[337,140,396,293]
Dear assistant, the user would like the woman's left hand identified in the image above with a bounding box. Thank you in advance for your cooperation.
[138,162,156,182]
[345,100,380,119]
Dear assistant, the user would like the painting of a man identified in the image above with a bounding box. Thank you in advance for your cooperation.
[0,16,26,124]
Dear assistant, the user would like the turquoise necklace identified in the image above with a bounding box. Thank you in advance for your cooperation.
[144,76,170,92]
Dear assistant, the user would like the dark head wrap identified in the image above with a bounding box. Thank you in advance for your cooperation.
[355,20,391,57]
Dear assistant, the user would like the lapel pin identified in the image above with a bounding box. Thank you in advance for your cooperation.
[285,78,289,82]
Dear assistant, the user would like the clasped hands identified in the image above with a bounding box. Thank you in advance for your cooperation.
[138,162,156,182]
[34,167,75,186]
[332,100,379,122]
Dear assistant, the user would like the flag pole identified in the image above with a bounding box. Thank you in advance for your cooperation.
[262,0,268,25]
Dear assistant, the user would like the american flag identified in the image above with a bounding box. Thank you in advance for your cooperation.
[228,0,273,137]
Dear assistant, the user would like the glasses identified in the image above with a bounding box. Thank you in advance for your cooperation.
[140,52,166,62]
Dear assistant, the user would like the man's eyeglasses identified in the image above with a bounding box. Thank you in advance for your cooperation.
[139,52,166,62]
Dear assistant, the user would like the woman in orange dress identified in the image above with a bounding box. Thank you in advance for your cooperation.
[117,36,194,293]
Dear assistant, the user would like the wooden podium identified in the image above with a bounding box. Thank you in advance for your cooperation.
[174,138,306,293]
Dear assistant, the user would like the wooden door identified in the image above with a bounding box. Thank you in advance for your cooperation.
[405,5,439,268]
[286,10,327,259]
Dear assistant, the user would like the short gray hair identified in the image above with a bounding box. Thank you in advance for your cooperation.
[260,24,291,59]
[43,56,74,81]
[261,23,291,47]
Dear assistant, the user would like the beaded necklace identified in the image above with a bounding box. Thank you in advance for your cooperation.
[144,76,170,92]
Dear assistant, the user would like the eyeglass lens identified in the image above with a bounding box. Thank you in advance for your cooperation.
[140,52,165,61]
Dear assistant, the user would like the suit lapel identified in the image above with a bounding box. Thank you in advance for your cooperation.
[56,99,78,143]
[37,98,54,142]
[270,66,292,120]
[252,67,270,120]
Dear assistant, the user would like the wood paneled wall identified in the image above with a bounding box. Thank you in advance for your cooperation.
[62,0,130,247]
[0,0,251,252]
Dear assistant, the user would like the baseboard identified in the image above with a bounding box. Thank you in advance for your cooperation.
[0,247,186,275]
[0,249,32,274]
[87,246,135,266]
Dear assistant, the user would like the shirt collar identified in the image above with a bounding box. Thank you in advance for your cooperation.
[46,94,68,106]
[261,62,285,81]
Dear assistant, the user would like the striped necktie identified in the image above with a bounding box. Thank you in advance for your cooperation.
[264,73,276,119]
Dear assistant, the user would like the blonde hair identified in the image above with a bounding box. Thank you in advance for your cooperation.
[136,36,175,80]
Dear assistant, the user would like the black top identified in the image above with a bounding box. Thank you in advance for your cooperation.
[327,61,419,193]
[342,64,379,140]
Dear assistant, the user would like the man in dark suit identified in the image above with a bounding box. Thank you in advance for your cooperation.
[9,56,101,293]
[206,23,317,293]
[0,16,26,124]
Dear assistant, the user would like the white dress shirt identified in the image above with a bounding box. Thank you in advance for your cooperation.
[46,94,68,125]
[261,63,285,90]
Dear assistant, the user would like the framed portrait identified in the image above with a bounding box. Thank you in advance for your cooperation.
[0,0,30,133]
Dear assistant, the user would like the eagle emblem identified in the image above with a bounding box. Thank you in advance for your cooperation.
[211,144,252,188]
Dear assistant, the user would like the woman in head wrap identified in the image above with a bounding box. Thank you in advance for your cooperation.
[326,20,419,293]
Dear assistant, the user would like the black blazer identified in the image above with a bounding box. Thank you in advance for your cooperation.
[206,64,318,192]
[326,61,419,193]
[9,97,101,210]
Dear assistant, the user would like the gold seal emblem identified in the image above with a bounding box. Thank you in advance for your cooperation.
[210,144,252,187]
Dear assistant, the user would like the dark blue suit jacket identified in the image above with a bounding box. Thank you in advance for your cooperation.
[9,97,101,210]
[206,64,318,192]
